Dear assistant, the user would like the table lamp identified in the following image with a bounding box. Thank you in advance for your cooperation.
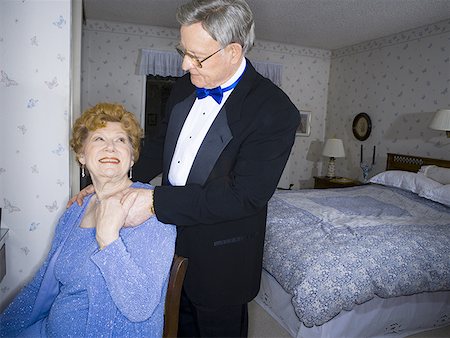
[322,138,345,178]
[429,109,450,138]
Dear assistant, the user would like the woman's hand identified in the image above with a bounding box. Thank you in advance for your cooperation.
[66,184,95,207]
[95,193,137,250]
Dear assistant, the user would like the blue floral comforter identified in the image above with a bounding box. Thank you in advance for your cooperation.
[263,184,450,327]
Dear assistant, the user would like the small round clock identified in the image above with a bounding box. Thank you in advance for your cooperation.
[352,113,372,141]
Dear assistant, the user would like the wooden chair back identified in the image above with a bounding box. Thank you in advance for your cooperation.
[163,254,188,338]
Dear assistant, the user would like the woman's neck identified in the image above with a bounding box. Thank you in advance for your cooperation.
[91,177,132,202]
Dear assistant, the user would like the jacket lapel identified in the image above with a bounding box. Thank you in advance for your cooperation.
[187,107,232,185]
[222,60,259,126]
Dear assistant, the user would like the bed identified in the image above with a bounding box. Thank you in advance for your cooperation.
[256,153,450,338]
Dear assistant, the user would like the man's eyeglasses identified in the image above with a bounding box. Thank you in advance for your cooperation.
[176,45,223,68]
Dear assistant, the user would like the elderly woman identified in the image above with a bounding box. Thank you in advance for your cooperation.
[0,103,176,337]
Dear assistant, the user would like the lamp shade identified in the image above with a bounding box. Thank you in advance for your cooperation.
[322,138,345,158]
[429,109,450,131]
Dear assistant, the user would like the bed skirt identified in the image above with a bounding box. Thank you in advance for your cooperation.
[255,269,450,338]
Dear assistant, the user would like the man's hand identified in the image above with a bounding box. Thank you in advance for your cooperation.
[95,192,136,250]
[120,188,155,227]
[66,184,95,208]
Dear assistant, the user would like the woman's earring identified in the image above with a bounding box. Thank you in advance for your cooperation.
[81,165,85,178]
[129,166,133,179]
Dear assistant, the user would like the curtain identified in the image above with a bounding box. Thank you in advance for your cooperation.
[251,61,282,87]
[136,49,283,86]
[136,49,184,77]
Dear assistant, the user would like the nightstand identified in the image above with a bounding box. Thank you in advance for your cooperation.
[313,176,362,189]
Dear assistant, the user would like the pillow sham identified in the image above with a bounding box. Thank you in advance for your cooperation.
[419,184,450,207]
[369,170,442,194]
[419,165,450,184]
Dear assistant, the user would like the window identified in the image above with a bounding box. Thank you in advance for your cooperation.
[144,75,178,139]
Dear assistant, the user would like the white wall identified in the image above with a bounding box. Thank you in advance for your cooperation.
[81,20,332,189]
[0,0,72,310]
[326,19,450,180]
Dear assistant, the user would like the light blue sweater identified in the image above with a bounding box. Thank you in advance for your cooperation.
[1,182,176,337]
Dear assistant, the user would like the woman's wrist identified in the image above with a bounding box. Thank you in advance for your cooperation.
[96,232,118,250]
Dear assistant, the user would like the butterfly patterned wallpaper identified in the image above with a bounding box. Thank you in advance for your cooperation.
[327,19,450,181]
[81,20,331,190]
[0,1,71,310]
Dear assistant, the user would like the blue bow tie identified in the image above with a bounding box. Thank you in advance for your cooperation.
[196,70,245,104]
[196,86,225,104]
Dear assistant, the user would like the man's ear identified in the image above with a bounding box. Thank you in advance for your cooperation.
[228,43,243,64]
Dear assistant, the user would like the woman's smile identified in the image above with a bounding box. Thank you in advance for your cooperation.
[99,157,120,164]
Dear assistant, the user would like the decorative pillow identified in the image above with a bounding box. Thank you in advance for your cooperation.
[419,184,450,207]
[369,170,442,194]
[419,165,450,185]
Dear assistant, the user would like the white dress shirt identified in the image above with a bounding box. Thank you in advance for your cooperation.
[168,58,247,186]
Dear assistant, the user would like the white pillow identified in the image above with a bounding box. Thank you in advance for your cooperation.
[369,170,442,194]
[419,184,450,207]
[419,165,450,184]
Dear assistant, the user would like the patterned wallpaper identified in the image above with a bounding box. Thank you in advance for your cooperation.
[81,20,331,189]
[326,19,450,181]
[0,1,71,310]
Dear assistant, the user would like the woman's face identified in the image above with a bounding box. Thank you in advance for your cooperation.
[78,122,133,182]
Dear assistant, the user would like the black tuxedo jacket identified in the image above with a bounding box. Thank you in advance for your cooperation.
[134,60,299,306]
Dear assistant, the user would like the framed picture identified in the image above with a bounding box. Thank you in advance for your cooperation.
[296,110,311,136]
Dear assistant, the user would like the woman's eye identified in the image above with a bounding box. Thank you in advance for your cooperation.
[117,137,126,143]
[94,136,104,141]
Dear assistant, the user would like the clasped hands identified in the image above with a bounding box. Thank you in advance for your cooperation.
[67,185,155,228]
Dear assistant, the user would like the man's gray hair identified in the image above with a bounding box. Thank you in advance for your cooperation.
[176,0,255,54]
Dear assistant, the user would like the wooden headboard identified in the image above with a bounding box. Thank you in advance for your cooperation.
[386,153,450,172]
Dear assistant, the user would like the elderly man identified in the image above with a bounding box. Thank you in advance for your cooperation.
[71,0,300,336]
